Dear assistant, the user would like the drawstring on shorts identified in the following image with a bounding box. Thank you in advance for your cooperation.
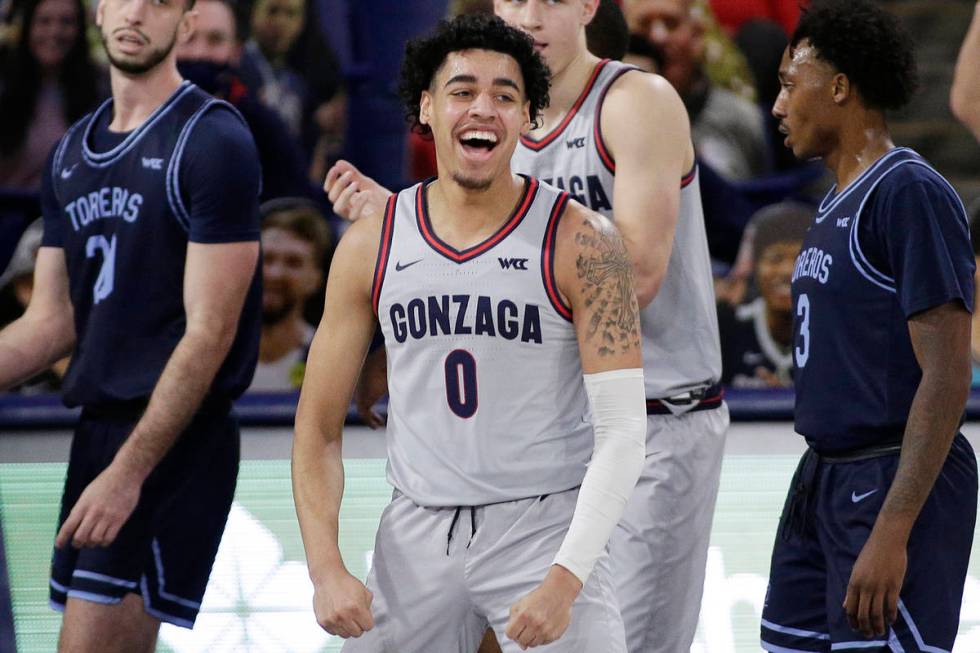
[446,507,478,555]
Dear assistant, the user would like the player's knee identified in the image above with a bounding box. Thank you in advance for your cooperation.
[59,594,159,653]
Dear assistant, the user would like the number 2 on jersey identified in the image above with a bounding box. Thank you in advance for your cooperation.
[85,234,117,304]
[445,349,478,418]
[795,293,810,368]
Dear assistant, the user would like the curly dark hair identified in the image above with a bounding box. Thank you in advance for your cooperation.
[398,14,551,135]
[791,0,918,111]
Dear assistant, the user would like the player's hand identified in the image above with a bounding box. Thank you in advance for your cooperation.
[55,462,142,549]
[505,565,582,649]
[324,160,392,222]
[354,348,389,429]
[312,570,375,638]
[843,530,907,638]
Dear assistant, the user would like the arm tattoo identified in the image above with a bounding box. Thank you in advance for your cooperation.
[574,218,641,356]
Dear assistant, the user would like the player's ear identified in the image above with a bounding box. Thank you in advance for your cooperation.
[521,100,532,135]
[178,7,198,44]
[419,91,433,128]
[95,0,105,27]
[581,0,599,26]
[831,72,851,105]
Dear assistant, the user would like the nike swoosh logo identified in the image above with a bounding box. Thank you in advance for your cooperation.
[60,164,77,179]
[395,258,423,272]
[851,489,878,503]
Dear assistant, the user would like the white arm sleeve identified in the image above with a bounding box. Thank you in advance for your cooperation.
[553,368,646,584]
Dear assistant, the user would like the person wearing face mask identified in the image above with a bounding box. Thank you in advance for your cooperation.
[175,0,311,200]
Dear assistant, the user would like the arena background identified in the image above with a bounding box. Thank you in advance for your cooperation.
[3,394,980,653]
[2,0,980,651]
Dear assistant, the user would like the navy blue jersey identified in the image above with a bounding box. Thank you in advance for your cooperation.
[791,148,974,452]
[41,81,262,407]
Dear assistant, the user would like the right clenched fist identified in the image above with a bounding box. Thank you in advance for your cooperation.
[313,571,375,638]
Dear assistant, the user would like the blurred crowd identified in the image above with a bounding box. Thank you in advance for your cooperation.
[0,0,977,397]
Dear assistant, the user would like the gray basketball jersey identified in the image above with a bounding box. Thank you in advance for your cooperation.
[512,59,722,398]
[374,177,593,507]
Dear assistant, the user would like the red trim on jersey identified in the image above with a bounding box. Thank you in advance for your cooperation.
[593,65,639,174]
[415,176,539,263]
[520,60,610,152]
[371,194,398,316]
[541,192,573,322]
[681,162,698,188]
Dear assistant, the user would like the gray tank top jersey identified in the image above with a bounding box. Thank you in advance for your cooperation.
[512,59,721,398]
[374,177,593,507]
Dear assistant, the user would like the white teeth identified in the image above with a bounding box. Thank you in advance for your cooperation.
[460,130,497,143]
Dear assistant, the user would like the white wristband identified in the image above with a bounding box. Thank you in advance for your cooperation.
[553,368,646,584]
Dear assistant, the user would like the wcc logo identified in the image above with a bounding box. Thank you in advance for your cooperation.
[566,137,586,150]
[499,257,529,270]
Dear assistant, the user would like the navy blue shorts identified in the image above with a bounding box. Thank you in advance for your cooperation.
[49,400,239,628]
[761,434,977,653]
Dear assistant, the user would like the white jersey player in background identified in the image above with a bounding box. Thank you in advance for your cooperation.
[325,1,727,651]
[293,14,646,652]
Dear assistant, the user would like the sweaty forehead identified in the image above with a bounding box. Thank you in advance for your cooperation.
[782,40,830,76]
[434,49,525,91]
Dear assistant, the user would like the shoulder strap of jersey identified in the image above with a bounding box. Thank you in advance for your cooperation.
[593,61,641,174]
[372,193,399,316]
[540,190,573,322]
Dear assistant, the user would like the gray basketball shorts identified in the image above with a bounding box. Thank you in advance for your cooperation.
[343,486,627,653]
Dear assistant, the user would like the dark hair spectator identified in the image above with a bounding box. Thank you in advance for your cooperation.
[718,202,812,388]
[791,0,918,112]
[0,0,103,191]
[586,0,630,61]
[399,14,551,136]
[240,0,345,181]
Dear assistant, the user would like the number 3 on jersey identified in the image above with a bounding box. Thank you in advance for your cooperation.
[795,293,810,368]
[445,349,478,418]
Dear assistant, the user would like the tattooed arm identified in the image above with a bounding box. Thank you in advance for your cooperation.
[503,199,646,649]
[556,199,642,372]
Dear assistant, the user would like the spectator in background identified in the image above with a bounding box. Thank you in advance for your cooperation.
[951,0,980,141]
[718,202,810,388]
[242,0,306,136]
[176,0,312,200]
[251,199,331,392]
[242,0,345,181]
[623,0,767,180]
[0,220,67,393]
[0,0,103,191]
[284,0,344,181]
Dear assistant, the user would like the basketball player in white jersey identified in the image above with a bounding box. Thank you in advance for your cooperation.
[294,15,647,651]
[326,2,727,651]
